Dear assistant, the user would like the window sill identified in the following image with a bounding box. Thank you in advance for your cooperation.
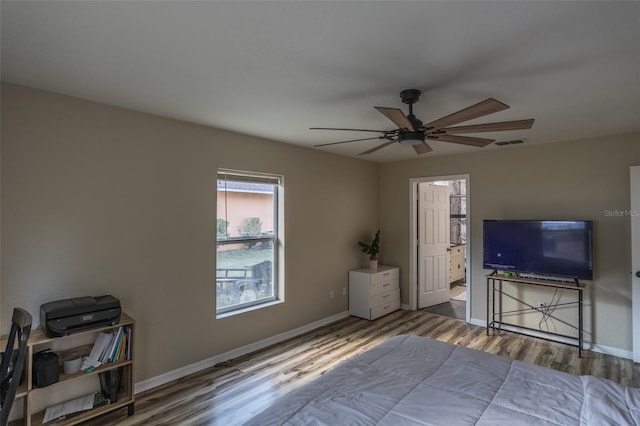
[216,299,283,319]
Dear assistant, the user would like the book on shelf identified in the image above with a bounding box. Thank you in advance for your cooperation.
[116,332,127,361]
[81,326,129,373]
[102,327,121,363]
[81,332,110,372]
[126,327,131,359]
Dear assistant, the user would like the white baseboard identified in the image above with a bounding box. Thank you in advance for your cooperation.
[135,310,350,394]
[585,343,633,360]
[469,317,633,360]
[469,317,486,328]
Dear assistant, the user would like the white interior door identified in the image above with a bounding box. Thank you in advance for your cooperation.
[418,182,450,308]
[631,166,640,362]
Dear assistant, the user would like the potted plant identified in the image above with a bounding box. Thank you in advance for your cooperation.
[359,230,380,270]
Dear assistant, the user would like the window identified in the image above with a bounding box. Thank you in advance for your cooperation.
[450,179,467,245]
[216,170,282,315]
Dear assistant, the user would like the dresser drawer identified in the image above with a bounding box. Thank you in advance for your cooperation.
[371,279,399,296]
[371,287,400,307]
[450,270,464,283]
[370,298,400,320]
[449,244,466,283]
[451,245,465,256]
[371,268,399,285]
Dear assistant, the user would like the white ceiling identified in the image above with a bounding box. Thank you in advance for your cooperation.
[2,1,639,162]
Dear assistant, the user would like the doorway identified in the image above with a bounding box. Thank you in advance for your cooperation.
[409,175,470,322]
[631,166,640,362]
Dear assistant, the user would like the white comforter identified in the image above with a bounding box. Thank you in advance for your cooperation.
[245,335,640,425]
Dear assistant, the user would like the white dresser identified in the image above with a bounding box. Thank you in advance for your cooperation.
[349,266,400,320]
[449,244,466,283]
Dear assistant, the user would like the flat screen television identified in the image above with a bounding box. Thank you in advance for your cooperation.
[483,220,593,280]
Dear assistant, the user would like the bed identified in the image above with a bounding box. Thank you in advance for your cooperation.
[244,335,640,425]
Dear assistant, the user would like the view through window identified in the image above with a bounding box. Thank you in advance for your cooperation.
[216,171,280,314]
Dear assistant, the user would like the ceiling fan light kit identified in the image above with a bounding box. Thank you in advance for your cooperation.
[398,132,425,145]
[312,89,534,156]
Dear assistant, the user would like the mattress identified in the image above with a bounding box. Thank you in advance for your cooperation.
[244,335,640,425]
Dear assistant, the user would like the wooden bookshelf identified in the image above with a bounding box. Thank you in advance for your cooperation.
[1,313,135,426]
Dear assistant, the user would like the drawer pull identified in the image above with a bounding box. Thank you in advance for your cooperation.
[383,272,391,276]
[383,305,390,309]
[382,294,389,299]
[382,283,390,287]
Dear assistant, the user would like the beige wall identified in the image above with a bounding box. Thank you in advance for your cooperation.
[379,132,640,351]
[0,83,379,380]
[2,81,638,385]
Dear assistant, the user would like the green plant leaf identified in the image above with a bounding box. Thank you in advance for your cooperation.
[358,230,380,257]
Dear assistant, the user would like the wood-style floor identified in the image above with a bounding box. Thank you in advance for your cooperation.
[89,310,640,425]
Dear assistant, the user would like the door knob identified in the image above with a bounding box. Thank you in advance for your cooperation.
[636,271,640,278]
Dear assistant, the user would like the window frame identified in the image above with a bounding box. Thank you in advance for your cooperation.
[216,170,282,315]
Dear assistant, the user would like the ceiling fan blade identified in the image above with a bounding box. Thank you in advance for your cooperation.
[413,142,433,155]
[424,98,509,130]
[440,119,535,134]
[314,137,383,147]
[374,107,415,131]
[310,127,388,133]
[358,140,396,155]
[427,134,494,147]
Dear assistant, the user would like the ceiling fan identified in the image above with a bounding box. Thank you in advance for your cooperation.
[311,89,534,156]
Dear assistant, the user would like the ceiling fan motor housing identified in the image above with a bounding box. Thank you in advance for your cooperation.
[399,131,425,145]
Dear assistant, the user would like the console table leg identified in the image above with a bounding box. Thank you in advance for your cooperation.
[578,288,583,358]
[486,277,490,335]
[128,403,135,416]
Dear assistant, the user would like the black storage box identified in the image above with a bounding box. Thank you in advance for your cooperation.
[33,350,59,388]
[40,295,121,337]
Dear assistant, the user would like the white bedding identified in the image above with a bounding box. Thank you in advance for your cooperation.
[244,335,640,425]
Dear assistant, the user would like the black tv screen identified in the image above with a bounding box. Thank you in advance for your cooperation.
[483,220,593,280]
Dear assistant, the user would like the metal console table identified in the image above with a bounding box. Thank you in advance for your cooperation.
[486,271,585,357]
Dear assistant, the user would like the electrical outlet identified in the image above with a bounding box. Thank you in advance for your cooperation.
[329,289,335,299]
[342,287,347,296]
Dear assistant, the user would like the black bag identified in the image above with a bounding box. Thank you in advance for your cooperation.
[32,349,59,388]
